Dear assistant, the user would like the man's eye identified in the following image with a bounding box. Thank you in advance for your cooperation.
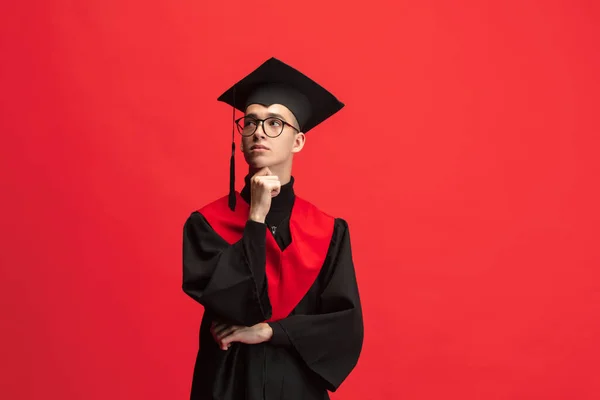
[268,120,282,127]
[244,120,257,127]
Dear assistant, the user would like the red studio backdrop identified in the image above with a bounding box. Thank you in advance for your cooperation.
[1,1,599,399]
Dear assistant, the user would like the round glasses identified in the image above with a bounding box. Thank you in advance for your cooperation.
[235,116,300,138]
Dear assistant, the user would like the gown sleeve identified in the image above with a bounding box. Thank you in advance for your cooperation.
[267,218,364,392]
[182,211,272,326]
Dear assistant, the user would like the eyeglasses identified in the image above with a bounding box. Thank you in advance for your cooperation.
[235,116,300,138]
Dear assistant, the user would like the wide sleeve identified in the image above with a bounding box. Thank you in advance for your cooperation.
[268,218,364,392]
[182,211,272,326]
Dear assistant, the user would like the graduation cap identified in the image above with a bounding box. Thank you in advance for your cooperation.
[217,57,344,211]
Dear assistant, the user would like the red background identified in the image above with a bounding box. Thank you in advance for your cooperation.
[1,1,599,399]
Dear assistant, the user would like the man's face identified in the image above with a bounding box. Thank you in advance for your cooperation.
[241,103,305,169]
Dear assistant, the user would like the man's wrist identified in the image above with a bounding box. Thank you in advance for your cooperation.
[248,213,266,224]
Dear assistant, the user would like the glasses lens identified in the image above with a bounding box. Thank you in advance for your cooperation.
[264,117,284,137]
[238,117,257,136]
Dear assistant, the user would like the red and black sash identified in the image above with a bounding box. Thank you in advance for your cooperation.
[199,192,334,321]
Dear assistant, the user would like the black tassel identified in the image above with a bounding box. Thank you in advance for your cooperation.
[228,140,236,211]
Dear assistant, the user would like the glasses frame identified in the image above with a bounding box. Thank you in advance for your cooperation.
[235,116,300,138]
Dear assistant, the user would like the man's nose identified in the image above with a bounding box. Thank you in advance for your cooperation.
[254,121,267,138]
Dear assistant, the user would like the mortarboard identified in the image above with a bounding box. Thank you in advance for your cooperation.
[217,57,344,211]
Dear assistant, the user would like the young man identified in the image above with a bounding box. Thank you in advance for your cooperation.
[182,57,363,399]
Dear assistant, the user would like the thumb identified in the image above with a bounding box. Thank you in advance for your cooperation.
[254,167,271,177]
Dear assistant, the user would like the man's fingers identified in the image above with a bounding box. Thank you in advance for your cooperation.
[251,178,281,194]
[219,342,231,351]
[212,323,230,336]
[211,324,222,343]
[211,322,240,345]
[214,325,232,338]
[270,182,281,193]
[266,183,281,192]
[216,325,240,340]
[218,331,241,351]
[259,179,281,188]
[252,176,279,184]
[221,330,241,347]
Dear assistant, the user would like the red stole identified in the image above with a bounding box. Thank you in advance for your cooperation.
[199,192,334,322]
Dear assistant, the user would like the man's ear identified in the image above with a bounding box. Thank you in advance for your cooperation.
[291,132,306,154]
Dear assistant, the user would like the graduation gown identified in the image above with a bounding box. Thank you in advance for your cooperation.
[182,176,363,399]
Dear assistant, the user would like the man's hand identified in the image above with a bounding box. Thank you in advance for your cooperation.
[210,321,273,351]
[248,167,281,223]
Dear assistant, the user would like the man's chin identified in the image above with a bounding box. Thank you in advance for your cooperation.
[244,157,272,170]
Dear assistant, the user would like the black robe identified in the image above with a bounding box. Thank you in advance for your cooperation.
[182,176,363,399]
